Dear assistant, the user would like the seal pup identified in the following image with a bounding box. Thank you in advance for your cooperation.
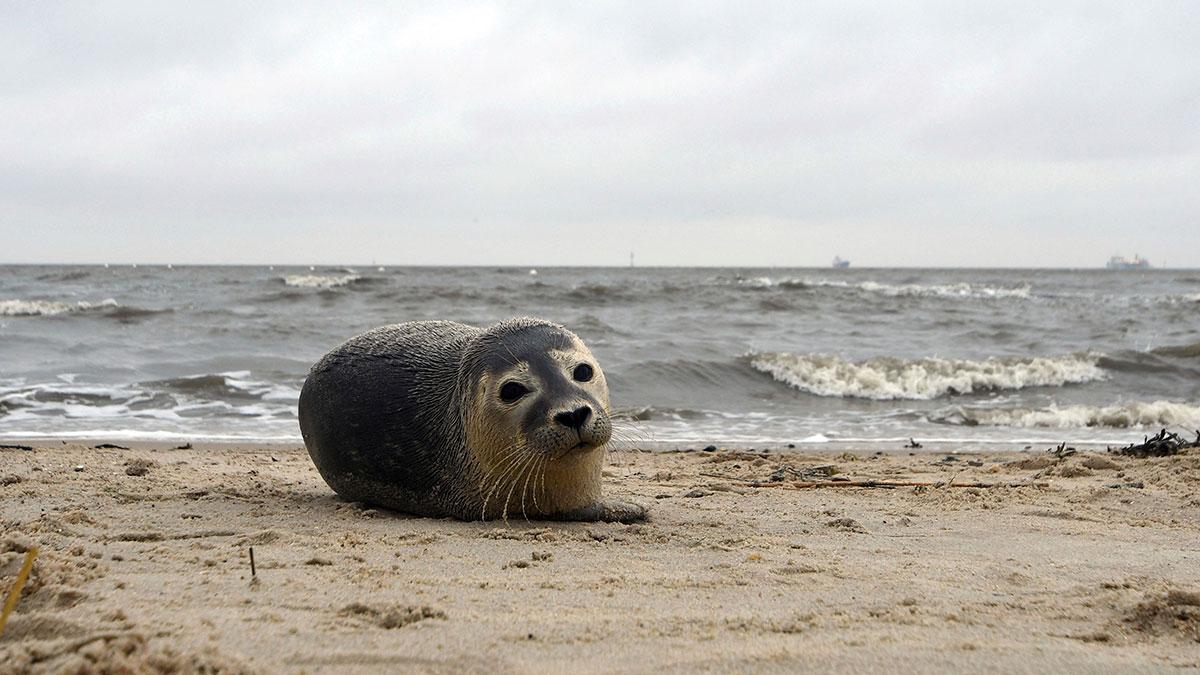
[298,317,646,522]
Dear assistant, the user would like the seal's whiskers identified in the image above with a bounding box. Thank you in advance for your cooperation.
[501,452,539,523]
[479,442,526,519]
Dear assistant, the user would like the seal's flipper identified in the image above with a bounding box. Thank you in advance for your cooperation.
[551,499,647,523]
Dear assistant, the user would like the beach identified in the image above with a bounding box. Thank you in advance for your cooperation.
[2,442,1198,672]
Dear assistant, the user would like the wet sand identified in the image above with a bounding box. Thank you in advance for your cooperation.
[2,442,1198,672]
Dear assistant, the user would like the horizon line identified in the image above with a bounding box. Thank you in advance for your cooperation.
[0,262,1194,271]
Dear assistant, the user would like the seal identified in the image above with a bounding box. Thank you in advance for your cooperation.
[298,317,646,522]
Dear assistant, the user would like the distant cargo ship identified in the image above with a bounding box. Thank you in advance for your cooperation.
[1106,254,1151,270]
[832,256,850,269]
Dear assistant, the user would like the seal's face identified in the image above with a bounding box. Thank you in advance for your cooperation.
[470,333,611,458]
[463,322,612,517]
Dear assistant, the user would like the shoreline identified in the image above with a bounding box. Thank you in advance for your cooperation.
[0,436,1142,455]
[2,442,1198,671]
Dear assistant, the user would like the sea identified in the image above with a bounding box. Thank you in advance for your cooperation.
[2,265,1198,448]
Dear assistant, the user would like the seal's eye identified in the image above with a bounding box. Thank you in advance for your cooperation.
[573,363,594,382]
[499,381,529,403]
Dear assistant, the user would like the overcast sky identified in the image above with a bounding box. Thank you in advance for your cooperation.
[2,2,1198,267]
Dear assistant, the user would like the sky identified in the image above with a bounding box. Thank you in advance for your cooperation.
[1,2,1198,267]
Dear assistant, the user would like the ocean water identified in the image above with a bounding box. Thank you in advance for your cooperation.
[1,265,1198,447]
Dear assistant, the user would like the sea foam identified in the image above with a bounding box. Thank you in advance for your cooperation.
[736,277,1030,299]
[931,400,1200,429]
[282,274,361,288]
[748,351,1104,400]
[0,298,119,316]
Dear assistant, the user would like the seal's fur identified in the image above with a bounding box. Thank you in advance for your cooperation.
[298,318,644,522]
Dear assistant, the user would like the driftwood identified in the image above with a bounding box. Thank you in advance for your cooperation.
[744,479,1047,490]
[766,465,838,482]
[1049,441,1077,459]
[0,444,33,451]
[1112,428,1200,458]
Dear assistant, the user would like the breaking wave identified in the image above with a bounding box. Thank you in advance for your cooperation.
[0,373,300,427]
[146,372,299,402]
[0,298,118,316]
[282,274,362,288]
[853,280,1031,299]
[748,351,1105,400]
[931,400,1200,429]
[733,276,1031,299]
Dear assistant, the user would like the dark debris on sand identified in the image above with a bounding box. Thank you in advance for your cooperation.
[1111,429,1200,458]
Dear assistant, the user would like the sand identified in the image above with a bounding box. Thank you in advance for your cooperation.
[1,441,1198,673]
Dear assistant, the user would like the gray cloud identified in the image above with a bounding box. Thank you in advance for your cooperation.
[1,1,1198,266]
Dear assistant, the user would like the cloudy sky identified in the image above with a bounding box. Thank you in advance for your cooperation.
[2,2,1197,267]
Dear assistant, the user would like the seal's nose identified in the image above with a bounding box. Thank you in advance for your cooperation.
[554,405,592,431]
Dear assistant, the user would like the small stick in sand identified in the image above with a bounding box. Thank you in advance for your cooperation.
[249,547,256,577]
[0,546,38,638]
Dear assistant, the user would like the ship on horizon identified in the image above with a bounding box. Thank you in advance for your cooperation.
[832,256,850,269]
[1106,254,1151,270]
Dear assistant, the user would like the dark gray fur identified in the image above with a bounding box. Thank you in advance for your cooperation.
[298,317,641,521]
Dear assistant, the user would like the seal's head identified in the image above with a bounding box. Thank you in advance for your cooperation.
[459,318,611,518]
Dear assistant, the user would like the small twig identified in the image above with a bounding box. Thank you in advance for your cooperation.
[0,546,38,638]
[0,444,34,451]
[249,547,256,577]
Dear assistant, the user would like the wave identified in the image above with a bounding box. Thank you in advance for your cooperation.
[145,372,299,402]
[107,306,175,322]
[1152,341,1200,359]
[748,351,1105,400]
[281,274,362,288]
[732,276,1030,299]
[622,358,765,390]
[35,270,91,282]
[0,374,299,426]
[0,298,118,316]
[611,405,714,422]
[1153,292,1200,305]
[562,283,632,303]
[931,400,1200,429]
[854,280,1031,299]
[0,298,173,322]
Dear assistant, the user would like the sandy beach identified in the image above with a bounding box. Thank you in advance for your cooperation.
[2,441,1198,673]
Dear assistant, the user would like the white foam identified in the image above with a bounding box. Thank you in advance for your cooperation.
[221,372,301,402]
[282,274,360,288]
[749,351,1105,400]
[738,276,775,289]
[933,400,1200,429]
[0,429,303,442]
[858,280,1030,299]
[738,277,1030,299]
[0,298,119,316]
